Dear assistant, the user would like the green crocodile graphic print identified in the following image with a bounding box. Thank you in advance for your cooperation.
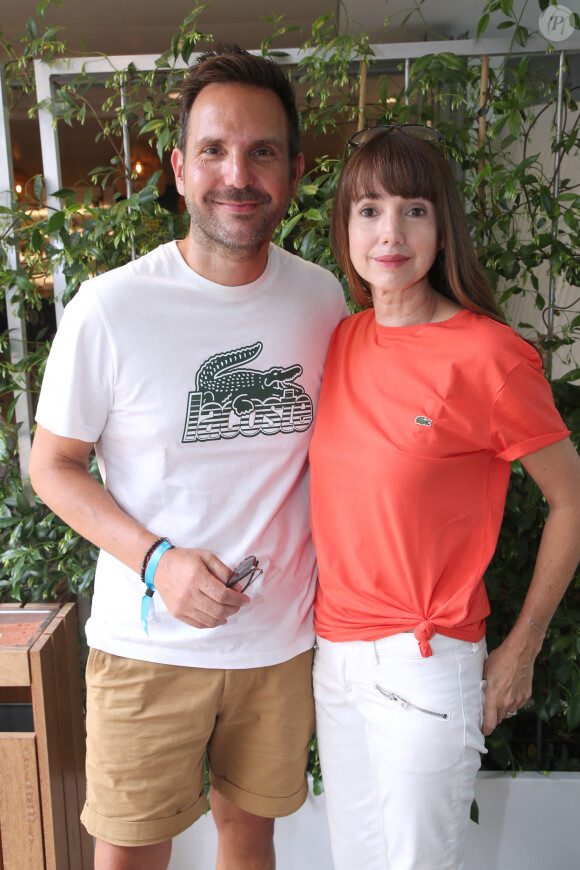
[182,342,314,442]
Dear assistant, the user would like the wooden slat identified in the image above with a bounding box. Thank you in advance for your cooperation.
[45,612,86,869]
[0,733,45,869]
[0,649,31,687]
[57,605,93,869]
[0,686,32,704]
[30,630,68,870]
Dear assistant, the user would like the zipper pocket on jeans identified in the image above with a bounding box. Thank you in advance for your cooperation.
[375,683,450,720]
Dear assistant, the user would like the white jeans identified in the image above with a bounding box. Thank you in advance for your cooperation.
[313,633,487,870]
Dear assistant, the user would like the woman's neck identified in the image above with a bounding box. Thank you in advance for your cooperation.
[373,285,438,328]
[372,286,463,327]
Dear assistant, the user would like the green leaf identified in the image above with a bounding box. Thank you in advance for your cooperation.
[30,228,43,253]
[438,53,465,72]
[33,176,44,202]
[514,25,529,46]
[138,186,158,205]
[477,14,490,39]
[566,693,580,730]
[507,110,521,137]
[47,211,65,233]
[299,184,321,197]
[278,213,303,242]
[550,634,574,654]
[25,18,38,39]
[156,126,172,161]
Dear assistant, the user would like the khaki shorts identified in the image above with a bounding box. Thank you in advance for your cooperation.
[80,648,314,846]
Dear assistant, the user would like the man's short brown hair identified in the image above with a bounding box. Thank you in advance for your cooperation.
[177,43,300,160]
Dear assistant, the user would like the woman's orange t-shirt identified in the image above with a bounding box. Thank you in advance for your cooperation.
[310,309,569,656]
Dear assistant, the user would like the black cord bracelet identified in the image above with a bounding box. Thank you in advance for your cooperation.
[140,537,171,584]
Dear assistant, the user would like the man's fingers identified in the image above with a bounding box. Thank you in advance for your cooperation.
[152,547,250,627]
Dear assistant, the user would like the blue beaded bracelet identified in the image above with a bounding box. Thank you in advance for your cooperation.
[141,538,174,634]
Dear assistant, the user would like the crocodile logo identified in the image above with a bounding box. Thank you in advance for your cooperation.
[183,342,314,442]
[414,415,432,427]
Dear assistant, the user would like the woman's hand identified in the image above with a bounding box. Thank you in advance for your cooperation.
[482,623,543,735]
[483,438,580,736]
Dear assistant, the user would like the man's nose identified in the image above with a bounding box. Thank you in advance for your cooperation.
[224,151,254,188]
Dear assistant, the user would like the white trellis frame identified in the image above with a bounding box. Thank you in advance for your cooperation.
[33,34,580,320]
[3,33,580,479]
[1,66,34,484]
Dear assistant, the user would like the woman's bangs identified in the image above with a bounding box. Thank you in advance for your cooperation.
[348,133,438,204]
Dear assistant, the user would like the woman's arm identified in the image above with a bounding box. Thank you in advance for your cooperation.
[482,437,580,735]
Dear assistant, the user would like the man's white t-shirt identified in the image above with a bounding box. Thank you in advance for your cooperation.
[36,241,347,668]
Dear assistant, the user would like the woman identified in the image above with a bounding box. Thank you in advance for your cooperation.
[309,126,580,870]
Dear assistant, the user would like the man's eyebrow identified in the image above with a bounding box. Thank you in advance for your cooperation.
[254,138,285,148]
[194,136,285,149]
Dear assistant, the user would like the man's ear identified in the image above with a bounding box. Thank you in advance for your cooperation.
[171,147,185,196]
[290,152,305,198]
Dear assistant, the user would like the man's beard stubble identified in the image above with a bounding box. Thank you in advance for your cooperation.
[185,188,291,258]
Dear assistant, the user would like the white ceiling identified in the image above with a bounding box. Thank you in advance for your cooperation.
[0,0,553,58]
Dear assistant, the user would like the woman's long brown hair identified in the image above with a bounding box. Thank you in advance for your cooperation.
[331,129,504,323]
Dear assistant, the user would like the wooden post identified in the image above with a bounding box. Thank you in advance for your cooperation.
[357,60,368,132]
[478,55,490,219]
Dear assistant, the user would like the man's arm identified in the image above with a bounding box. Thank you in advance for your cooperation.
[29,424,248,628]
[482,437,580,734]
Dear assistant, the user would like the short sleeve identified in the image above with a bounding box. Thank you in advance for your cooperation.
[489,354,569,461]
[35,286,115,443]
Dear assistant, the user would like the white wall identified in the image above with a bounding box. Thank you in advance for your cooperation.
[168,772,580,870]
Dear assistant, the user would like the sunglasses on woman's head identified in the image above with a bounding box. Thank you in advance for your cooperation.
[347,124,447,159]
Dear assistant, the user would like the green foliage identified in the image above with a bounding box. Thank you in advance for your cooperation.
[0,427,99,602]
[308,734,323,796]
[1,0,580,776]
[295,9,372,135]
[0,1,66,103]
[274,156,351,299]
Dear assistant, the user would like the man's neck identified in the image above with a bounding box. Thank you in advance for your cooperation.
[176,235,270,287]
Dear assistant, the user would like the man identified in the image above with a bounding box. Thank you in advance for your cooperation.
[29,45,346,870]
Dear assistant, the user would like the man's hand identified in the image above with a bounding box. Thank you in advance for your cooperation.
[153,548,250,628]
[29,426,250,630]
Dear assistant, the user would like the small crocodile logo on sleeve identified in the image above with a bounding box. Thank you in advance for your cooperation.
[414,415,432,427]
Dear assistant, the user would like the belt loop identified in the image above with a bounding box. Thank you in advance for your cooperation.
[373,641,379,664]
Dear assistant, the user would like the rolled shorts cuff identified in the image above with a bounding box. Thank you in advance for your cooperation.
[80,791,209,847]
[210,772,308,819]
